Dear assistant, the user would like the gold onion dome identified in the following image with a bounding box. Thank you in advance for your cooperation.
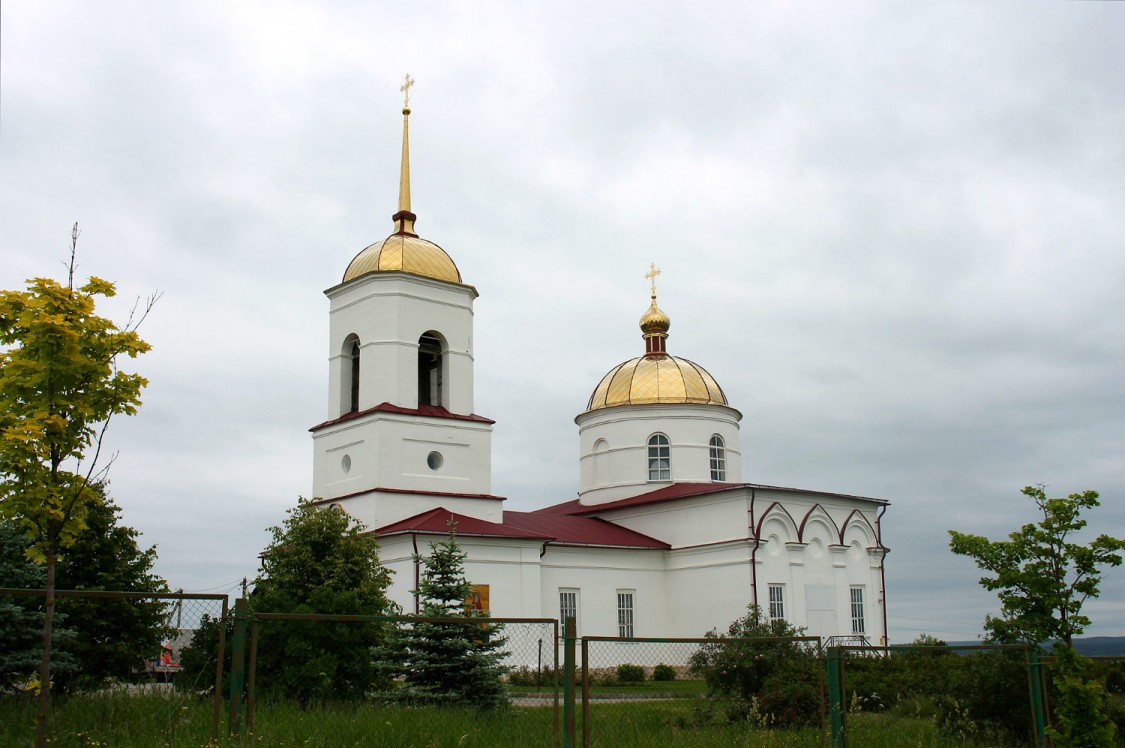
[585,268,728,412]
[343,75,462,285]
[639,298,671,335]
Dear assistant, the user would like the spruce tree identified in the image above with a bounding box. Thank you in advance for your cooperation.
[399,521,509,710]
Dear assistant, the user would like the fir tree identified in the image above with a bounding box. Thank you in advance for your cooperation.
[398,520,509,710]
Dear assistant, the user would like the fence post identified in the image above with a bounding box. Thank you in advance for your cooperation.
[563,616,576,748]
[211,596,229,741]
[826,646,846,748]
[246,618,259,736]
[581,636,590,748]
[1026,649,1048,746]
[227,597,249,736]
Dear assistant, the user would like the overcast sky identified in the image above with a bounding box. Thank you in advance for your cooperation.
[2,1,1122,643]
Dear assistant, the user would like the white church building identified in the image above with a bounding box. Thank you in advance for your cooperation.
[308,94,890,645]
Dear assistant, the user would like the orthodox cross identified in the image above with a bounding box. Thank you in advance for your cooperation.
[400,74,415,108]
[645,262,662,297]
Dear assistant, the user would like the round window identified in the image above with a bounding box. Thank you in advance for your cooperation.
[426,451,443,471]
[340,454,351,474]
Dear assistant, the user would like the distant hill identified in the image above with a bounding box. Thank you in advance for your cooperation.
[1073,637,1125,657]
[944,636,1125,657]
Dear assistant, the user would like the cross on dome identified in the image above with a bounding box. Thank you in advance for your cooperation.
[639,263,670,355]
[645,262,662,299]
[400,73,415,111]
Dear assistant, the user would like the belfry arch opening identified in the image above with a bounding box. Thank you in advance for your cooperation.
[340,334,361,415]
[418,332,446,407]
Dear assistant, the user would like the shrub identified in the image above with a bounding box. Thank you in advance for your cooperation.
[616,663,645,683]
[689,605,820,727]
[945,649,1030,743]
[757,673,821,728]
[507,665,557,687]
[1046,645,1117,748]
[1089,659,1125,695]
[652,663,676,681]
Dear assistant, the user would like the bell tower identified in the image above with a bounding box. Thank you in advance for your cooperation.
[310,78,499,528]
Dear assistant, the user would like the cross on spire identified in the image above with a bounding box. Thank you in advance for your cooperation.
[394,74,416,234]
[645,262,662,298]
[400,73,415,110]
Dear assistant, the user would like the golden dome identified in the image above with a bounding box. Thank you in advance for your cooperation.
[586,354,728,411]
[342,234,461,284]
[585,264,727,413]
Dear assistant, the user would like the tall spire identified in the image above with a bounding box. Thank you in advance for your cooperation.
[393,74,418,237]
[640,262,671,356]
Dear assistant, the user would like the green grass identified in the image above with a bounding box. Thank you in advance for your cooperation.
[0,691,1038,747]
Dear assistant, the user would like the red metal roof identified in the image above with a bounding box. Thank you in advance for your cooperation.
[310,402,495,432]
[534,482,889,516]
[534,483,732,515]
[311,486,505,506]
[370,507,669,549]
[502,512,670,549]
[374,508,549,540]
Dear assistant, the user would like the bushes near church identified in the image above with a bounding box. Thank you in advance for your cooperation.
[688,605,820,728]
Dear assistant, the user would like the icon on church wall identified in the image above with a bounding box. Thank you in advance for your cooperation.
[467,584,489,613]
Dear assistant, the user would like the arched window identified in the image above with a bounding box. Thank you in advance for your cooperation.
[349,339,361,413]
[593,439,608,485]
[709,435,726,482]
[340,334,360,415]
[647,434,670,481]
[418,333,444,407]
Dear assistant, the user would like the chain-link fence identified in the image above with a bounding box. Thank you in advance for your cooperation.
[830,643,1041,746]
[0,587,229,745]
[237,610,559,745]
[6,593,1107,747]
[579,634,825,748]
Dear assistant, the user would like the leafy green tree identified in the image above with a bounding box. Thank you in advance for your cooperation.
[0,490,168,690]
[948,485,1125,646]
[250,499,397,704]
[52,489,170,689]
[0,225,155,745]
[397,522,509,710]
[688,605,819,726]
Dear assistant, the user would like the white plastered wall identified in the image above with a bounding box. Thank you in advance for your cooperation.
[312,412,493,501]
[324,272,478,416]
[538,545,668,638]
[751,491,886,642]
[576,403,742,504]
[376,534,544,620]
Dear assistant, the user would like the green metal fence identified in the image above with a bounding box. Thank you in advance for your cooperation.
[828,642,1046,748]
